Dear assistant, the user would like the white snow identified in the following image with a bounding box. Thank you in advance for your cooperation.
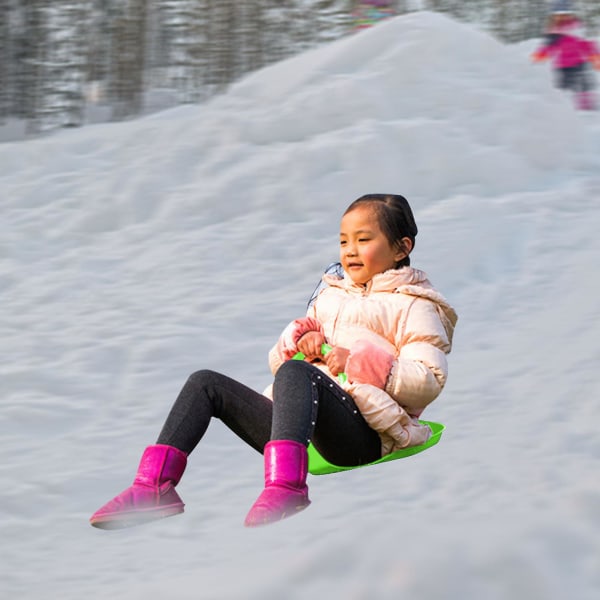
[1,11,599,600]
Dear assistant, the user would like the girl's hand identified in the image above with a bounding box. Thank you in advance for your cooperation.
[297,331,326,361]
[324,345,350,376]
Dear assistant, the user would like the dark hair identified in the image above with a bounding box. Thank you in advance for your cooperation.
[344,193,418,267]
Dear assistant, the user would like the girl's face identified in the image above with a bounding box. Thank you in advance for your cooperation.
[339,205,409,285]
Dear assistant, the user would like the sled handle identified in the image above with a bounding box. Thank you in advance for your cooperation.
[292,343,347,384]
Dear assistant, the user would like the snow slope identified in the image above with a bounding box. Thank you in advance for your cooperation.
[1,11,599,600]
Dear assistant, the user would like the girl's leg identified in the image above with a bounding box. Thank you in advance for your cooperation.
[554,67,568,89]
[271,359,381,466]
[90,369,272,529]
[245,360,381,527]
[156,369,273,455]
[576,65,597,110]
[156,362,379,464]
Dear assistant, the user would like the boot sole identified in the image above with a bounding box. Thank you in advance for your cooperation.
[244,499,310,528]
[90,505,184,530]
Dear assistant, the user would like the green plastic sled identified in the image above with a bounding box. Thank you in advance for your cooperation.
[307,420,445,475]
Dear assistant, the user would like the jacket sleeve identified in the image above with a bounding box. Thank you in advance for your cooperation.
[385,296,451,414]
[348,383,432,451]
[531,47,550,62]
[588,41,600,69]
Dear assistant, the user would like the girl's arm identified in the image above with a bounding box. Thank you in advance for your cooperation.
[384,297,452,414]
[587,40,600,69]
[341,296,452,415]
[268,316,323,375]
[531,34,563,62]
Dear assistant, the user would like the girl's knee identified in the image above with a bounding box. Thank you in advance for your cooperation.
[274,360,320,392]
[276,359,311,378]
[186,369,219,388]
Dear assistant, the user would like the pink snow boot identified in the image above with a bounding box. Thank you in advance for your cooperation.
[576,91,597,110]
[244,440,311,527]
[90,444,187,530]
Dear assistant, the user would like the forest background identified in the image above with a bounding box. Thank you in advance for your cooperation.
[2,0,600,138]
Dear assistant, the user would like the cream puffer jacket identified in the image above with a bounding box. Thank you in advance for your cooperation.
[267,267,458,456]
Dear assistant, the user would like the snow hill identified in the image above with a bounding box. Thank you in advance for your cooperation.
[1,11,599,600]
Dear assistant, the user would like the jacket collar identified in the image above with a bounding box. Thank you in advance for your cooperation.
[324,266,430,294]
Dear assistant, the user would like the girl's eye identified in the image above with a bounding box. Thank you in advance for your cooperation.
[358,238,369,242]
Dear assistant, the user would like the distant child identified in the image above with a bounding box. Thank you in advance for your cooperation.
[352,0,397,32]
[531,0,600,110]
[89,194,457,529]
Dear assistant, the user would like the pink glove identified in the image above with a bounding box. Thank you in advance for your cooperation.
[275,317,323,361]
[531,49,548,63]
[345,340,394,389]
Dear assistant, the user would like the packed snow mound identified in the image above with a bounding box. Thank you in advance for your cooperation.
[2,10,600,600]
[0,11,591,226]
[218,11,587,191]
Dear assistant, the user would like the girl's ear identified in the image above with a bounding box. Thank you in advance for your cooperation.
[395,236,413,261]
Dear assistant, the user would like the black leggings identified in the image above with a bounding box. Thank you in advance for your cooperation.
[555,64,594,92]
[156,360,382,467]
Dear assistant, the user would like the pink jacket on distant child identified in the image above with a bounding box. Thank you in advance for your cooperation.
[532,17,600,69]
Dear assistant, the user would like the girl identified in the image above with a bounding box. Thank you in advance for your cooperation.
[90,193,457,529]
[531,0,600,110]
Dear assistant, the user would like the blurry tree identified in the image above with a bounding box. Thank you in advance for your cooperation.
[2,0,600,137]
[152,0,207,101]
[311,0,354,43]
[10,0,47,132]
[232,2,268,82]
[207,0,238,91]
[87,0,115,88]
[420,0,548,41]
[497,0,548,42]
[109,0,148,119]
[37,2,92,130]
[424,0,469,20]
[237,0,268,76]
[291,1,352,46]
[580,0,600,35]
[260,1,302,65]
[0,0,11,122]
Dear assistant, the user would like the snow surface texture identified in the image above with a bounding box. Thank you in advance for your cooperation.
[1,11,599,600]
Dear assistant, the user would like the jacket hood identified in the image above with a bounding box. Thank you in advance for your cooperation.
[549,17,583,36]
